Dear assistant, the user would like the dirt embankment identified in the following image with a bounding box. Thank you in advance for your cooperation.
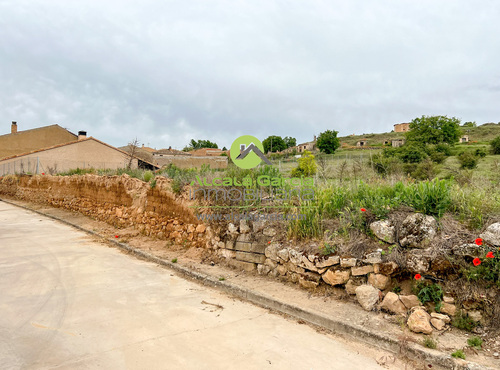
[0,174,207,247]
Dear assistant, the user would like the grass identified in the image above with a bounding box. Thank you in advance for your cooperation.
[452,312,477,332]
[422,336,437,349]
[171,258,178,263]
[451,349,466,359]
[467,336,483,349]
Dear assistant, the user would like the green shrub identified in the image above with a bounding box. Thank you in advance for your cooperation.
[414,281,443,311]
[467,336,483,349]
[430,151,447,164]
[398,144,427,163]
[491,135,500,154]
[464,250,500,285]
[142,170,154,182]
[475,148,487,158]
[291,150,317,177]
[452,312,477,332]
[451,349,466,359]
[423,336,437,349]
[410,159,437,180]
[458,151,479,169]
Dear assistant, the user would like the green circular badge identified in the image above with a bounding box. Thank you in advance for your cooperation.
[230,135,268,169]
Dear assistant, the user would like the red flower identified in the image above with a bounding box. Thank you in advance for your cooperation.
[360,208,367,212]
[41,173,45,175]
[414,274,422,280]
[115,235,119,238]
[268,241,271,244]
[475,238,483,246]
[473,258,481,266]
[486,251,494,259]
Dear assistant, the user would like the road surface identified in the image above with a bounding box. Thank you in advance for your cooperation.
[0,201,389,369]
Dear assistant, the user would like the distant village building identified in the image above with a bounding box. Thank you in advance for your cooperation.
[0,134,158,176]
[394,123,410,133]
[459,135,469,143]
[296,135,317,153]
[0,121,78,159]
[356,139,368,147]
[189,148,226,156]
[392,139,406,147]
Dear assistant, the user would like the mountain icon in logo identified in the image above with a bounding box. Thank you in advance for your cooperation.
[230,135,271,169]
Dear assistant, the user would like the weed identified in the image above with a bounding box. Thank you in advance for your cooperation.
[422,336,437,349]
[452,312,477,332]
[142,170,154,182]
[171,258,178,263]
[451,349,466,359]
[150,177,157,189]
[415,281,443,310]
[219,277,225,281]
[320,242,337,256]
[392,286,402,294]
[467,336,483,349]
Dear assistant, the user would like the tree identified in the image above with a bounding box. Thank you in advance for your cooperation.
[491,135,500,155]
[316,130,340,154]
[263,135,286,153]
[462,121,477,128]
[125,138,140,169]
[183,139,218,151]
[406,115,462,145]
[283,136,297,148]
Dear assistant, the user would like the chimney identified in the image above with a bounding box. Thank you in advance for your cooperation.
[78,131,87,141]
[240,144,246,154]
[314,135,317,141]
[11,121,17,134]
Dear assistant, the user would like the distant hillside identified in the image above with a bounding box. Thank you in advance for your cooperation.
[338,122,500,147]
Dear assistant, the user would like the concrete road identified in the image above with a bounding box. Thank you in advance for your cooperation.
[0,201,387,370]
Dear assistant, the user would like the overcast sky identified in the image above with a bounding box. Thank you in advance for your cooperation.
[1,1,499,149]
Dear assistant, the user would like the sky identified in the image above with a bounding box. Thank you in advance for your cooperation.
[1,1,499,150]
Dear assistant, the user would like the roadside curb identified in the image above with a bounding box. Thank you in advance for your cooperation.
[0,197,492,370]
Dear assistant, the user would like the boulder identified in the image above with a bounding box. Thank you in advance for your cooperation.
[355,285,380,311]
[380,292,407,315]
[316,255,340,268]
[368,273,390,290]
[399,213,437,248]
[340,258,357,267]
[378,261,399,275]
[407,308,433,334]
[400,295,420,309]
[430,318,446,331]
[322,269,350,286]
[345,279,361,295]
[351,265,374,276]
[289,249,302,265]
[370,220,395,244]
[277,248,290,262]
[406,249,431,273]
[257,264,271,275]
[264,243,280,262]
[480,222,500,246]
[430,312,450,324]
[239,220,251,234]
[364,251,383,264]
[440,302,456,316]
[452,243,485,258]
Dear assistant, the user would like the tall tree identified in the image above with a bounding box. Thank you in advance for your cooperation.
[263,135,286,153]
[316,130,340,154]
[283,136,297,148]
[184,139,218,151]
[406,115,462,145]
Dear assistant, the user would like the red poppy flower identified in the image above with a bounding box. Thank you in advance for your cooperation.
[475,238,483,246]
[486,251,494,259]
[414,274,422,280]
[42,173,45,175]
[115,235,119,238]
[473,258,481,266]
[360,208,367,212]
[268,241,271,244]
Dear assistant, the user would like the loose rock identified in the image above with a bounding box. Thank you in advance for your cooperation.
[322,269,350,286]
[379,292,407,315]
[368,273,390,290]
[355,285,380,311]
[370,220,395,244]
[407,308,433,334]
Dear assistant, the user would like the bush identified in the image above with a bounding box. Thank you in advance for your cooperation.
[464,250,500,285]
[467,336,483,349]
[475,148,487,158]
[451,350,466,359]
[142,170,154,182]
[491,135,500,154]
[430,151,447,164]
[452,312,477,332]
[398,144,427,163]
[410,159,437,180]
[291,150,317,177]
[423,336,437,349]
[458,151,479,169]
